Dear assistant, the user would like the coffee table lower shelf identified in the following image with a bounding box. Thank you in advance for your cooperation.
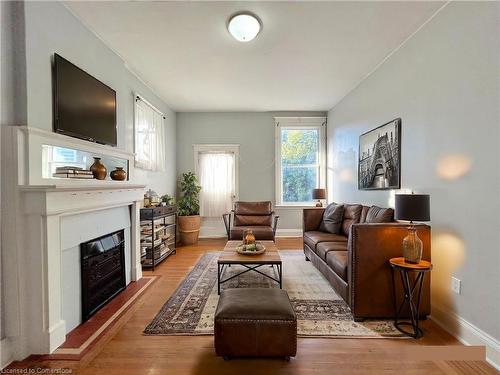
[217,262,282,295]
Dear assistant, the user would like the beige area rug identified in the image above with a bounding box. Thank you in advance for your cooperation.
[144,251,404,338]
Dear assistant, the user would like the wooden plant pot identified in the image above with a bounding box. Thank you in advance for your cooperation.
[178,215,201,245]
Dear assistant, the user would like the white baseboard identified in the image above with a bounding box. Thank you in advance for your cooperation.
[276,229,302,237]
[430,305,500,370]
[1,338,13,369]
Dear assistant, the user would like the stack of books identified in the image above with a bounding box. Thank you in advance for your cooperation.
[53,166,94,179]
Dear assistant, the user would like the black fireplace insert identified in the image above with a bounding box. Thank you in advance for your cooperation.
[80,230,126,322]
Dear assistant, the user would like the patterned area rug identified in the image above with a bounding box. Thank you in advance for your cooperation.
[144,251,403,338]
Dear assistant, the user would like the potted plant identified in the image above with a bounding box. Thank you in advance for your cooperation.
[177,172,202,245]
[160,194,175,206]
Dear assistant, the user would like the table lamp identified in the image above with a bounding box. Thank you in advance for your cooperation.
[312,188,326,207]
[395,194,430,263]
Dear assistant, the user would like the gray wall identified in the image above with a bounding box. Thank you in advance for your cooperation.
[327,2,499,341]
[22,1,176,195]
[177,112,326,230]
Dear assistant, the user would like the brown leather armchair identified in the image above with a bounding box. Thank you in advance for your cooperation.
[223,201,279,241]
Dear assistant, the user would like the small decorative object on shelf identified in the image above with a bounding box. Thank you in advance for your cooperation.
[53,166,94,179]
[140,205,177,271]
[395,193,430,264]
[110,167,126,181]
[90,157,107,180]
[312,188,326,207]
[160,194,175,207]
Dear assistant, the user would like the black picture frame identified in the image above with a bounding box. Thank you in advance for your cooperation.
[358,118,401,190]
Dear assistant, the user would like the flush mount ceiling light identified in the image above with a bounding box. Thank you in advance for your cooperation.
[227,12,261,42]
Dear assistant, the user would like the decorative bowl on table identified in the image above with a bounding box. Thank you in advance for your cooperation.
[236,242,266,255]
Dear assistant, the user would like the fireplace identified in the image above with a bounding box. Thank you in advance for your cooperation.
[80,230,126,322]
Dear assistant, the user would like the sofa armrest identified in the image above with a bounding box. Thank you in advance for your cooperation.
[303,208,325,232]
[348,223,431,319]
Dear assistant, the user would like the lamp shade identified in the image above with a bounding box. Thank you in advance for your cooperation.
[312,188,326,200]
[395,194,430,222]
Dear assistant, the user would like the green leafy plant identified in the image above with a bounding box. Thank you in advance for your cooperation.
[177,172,201,216]
[161,194,175,205]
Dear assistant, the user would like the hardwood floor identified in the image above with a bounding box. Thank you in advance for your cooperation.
[8,238,496,374]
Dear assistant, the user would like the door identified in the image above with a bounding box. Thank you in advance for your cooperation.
[194,145,239,237]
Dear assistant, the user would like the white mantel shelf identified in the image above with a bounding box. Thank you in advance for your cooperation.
[20,182,147,192]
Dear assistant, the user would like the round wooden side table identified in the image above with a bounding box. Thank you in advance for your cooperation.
[389,257,432,339]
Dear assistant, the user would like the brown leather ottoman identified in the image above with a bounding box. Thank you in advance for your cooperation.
[214,288,297,360]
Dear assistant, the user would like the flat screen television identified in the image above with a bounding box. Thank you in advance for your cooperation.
[53,53,117,146]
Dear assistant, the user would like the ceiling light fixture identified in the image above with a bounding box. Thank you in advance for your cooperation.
[227,12,261,42]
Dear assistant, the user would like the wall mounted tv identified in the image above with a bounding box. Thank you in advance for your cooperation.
[53,53,117,146]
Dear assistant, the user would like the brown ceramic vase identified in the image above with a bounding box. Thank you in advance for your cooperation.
[110,167,126,181]
[90,157,107,180]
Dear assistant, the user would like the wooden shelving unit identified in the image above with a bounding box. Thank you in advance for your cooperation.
[140,206,177,271]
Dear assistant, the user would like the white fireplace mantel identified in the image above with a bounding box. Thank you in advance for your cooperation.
[21,184,145,354]
[1,126,147,360]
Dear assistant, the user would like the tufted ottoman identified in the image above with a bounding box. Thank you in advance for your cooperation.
[214,288,297,360]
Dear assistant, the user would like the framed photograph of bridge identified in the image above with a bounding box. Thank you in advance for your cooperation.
[358,118,401,190]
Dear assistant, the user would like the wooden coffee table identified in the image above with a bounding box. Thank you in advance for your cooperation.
[217,240,282,295]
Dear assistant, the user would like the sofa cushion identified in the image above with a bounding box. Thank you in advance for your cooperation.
[318,203,344,234]
[326,251,348,281]
[230,226,274,240]
[360,206,370,223]
[341,204,363,236]
[304,231,348,250]
[365,206,394,223]
[315,242,348,262]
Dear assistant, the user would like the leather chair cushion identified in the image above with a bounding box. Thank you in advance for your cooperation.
[215,288,295,321]
[233,201,273,226]
[365,206,394,223]
[234,214,272,226]
[315,242,348,261]
[318,203,344,234]
[234,201,272,215]
[326,251,348,281]
[341,204,363,236]
[304,231,348,250]
[230,226,274,240]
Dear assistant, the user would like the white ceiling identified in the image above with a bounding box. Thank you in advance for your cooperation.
[64,1,443,112]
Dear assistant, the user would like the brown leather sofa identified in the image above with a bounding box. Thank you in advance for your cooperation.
[223,201,279,241]
[303,204,431,320]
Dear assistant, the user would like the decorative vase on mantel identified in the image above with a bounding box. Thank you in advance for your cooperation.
[90,157,107,180]
[110,167,126,181]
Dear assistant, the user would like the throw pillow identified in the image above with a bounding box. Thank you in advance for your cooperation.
[319,203,344,234]
[365,205,394,223]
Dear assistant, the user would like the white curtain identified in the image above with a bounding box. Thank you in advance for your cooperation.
[199,152,235,217]
[134,97,166,171]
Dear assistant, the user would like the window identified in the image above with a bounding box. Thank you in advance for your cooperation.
[134,95,166,171]
[275,117,326,206]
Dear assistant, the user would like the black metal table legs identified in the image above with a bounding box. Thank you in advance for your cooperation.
[217,263,282,295]
[392,268,427,338]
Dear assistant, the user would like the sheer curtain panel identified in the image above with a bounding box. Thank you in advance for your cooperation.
[199,152,235,217]
[134,96,166,171]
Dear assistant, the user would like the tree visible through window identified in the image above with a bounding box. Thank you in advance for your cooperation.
[276,118,326,205]
[281,129,319,203]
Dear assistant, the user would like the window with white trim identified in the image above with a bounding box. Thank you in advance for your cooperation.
[134,95,166,171]
[275,117,326,206]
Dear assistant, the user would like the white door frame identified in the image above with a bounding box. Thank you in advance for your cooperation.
[193,143,240,204]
